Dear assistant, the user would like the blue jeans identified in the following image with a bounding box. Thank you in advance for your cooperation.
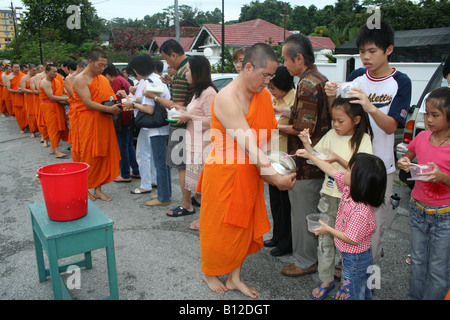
[342,248,373,300]
[150,135,172,203]
[408,199,450,300]
[116,125,139,179]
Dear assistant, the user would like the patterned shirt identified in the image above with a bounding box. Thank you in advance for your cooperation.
[287,64,331,180]
[171,57,193,106]
[334,171,377,254]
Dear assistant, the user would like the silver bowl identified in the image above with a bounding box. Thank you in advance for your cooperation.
[266,150,296,175]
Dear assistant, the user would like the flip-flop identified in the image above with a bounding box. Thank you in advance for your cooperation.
[166,206,196,217]
[130,188,151,194]
[311,282,335,300]
[334,286,346,300]
[114,177,132,183]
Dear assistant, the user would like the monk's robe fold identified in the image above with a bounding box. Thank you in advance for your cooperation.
[4,85,13,115]
[72,74,120,189]
[25,79,38,133]
[0,72,5,114]
[197,89,277,276]
[67,86,80,162]
[11,72,27,130]
[39,78,68,148]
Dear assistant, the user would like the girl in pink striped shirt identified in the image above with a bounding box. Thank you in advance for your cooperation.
[296,151,386,300]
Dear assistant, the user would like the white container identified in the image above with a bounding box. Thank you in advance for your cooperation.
[145,82,164,94]
[167,108,183,121]
[337,81,360,98]
[408,164,433,181]
[306,213,330,233]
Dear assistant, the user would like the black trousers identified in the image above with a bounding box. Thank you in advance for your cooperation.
[268,184,292,253]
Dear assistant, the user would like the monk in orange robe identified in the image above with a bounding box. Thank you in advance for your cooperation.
[3,65,13,116]
[21,64,39,137]
[30,66,48,145]
[0,65,5,117]
[72,50,121,202]
[39,64,69,158]
[65,59,88,162]
[197,44,296,298]
[7,63,27,132]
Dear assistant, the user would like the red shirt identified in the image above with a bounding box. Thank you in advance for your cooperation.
[334,171,377,253]
[111,75,132,126]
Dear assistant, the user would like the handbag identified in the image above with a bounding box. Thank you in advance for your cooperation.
[133,78,168,129]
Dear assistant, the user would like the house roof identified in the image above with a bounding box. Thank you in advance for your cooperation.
[151,37,195,52]
[110,25,200,48]
[191,19,335,51]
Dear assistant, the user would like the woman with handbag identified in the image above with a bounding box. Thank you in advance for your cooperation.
[123,54,172,205]
[165,56,217,226]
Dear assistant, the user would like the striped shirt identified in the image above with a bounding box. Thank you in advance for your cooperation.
[171,57,193,106]
[334,171,377,254]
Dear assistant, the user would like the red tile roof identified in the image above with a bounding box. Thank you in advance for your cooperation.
[198,19,335,50]
[152,37,195,52]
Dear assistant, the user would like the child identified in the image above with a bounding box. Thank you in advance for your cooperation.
[296,150,386,300]
[325,19,412,263]
[397,87,450,300]
[298,96,373,300]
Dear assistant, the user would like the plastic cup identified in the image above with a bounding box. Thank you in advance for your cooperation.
[409,164,433,180]
[306,213,330,233]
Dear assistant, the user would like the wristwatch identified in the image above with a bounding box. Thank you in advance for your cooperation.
[132,102,135,109]
[154,96,158,103]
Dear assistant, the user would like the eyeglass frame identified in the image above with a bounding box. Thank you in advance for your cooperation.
[249,62,275,81]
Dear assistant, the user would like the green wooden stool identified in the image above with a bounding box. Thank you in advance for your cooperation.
[29,200,119,300]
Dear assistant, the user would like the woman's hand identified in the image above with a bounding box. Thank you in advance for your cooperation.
[397,156,412,172]
[420,162,448,184]
[173,109,192,124]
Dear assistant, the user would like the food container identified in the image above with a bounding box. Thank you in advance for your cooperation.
[408,164,433,181]
[337,81,360,98]
[145,82,164,94]
[306,213,330,233]
[166,108,183,123]
[266,150,296,175]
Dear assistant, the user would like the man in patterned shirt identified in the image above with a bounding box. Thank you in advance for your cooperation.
[278,33,332,278]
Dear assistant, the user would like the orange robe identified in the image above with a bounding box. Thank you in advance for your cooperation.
[197,89,277,276]
[72,74,120,189]
[0,71,5,113]
[66,83,80,162]
[34,87,48,140]
[4,80,13,116]
[10,72,27,130]
[39,78,68,148]
[25,79,38,133]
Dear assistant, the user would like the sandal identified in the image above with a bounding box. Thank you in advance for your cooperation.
[334,286,346,300]
[166,206,196,217]
[191,196,201,207]
[311,282,335,300]
[130,188,151,194]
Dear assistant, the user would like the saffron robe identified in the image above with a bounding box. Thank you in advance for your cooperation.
[11,72,27,130]
[72,74,120,189]
[25,79,38,133]
[39,78,69,148]
[197,89,277,276]
[67,84,80,162]
[0,71,5,114]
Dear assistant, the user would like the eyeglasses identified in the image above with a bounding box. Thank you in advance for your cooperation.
[257,71,276,81]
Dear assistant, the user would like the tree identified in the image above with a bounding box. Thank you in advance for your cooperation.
[20,0,103,46]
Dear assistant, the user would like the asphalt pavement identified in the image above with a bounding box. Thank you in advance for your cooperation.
[0,115,414,304]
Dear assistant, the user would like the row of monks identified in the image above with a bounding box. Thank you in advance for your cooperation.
[0,60,84,156]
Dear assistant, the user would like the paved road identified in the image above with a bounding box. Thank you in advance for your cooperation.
[0,115,413,304]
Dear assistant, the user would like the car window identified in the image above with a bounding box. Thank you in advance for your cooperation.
[213,78,233,91]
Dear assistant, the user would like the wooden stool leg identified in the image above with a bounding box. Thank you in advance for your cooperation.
[84,251,92,270]
[47,239,64,300]
[105,226,119,300]
[32,228,47,283]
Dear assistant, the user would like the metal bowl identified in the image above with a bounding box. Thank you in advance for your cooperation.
[266,150,296,175]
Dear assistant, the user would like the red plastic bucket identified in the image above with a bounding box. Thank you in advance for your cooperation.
[36,162,90,221]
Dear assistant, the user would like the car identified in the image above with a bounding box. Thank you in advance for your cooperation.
[211,73,238,91]
[113,62,128,72]
[395,61,447,160]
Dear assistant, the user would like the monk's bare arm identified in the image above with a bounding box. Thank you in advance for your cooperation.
[41,80,67,103]
[20,77,32,94]
[73,76,121,115]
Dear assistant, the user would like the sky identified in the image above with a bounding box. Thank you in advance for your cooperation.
[0,0,339,23]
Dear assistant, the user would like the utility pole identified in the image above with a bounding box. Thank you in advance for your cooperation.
[221,0,224,72]
[10,1,19,56]
[174,0,180,43]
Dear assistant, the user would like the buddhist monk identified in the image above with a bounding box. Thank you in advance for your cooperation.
[3,65,13,117]
[72,50,121,202]
[0,64,5,117]
[39,64,69,158]
[65,59,88,162]
[197,43,296,298]
[20,64,39,137]
[7,62,27,132]
[30,65,48,146]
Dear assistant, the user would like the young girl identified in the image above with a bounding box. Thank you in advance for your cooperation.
[397,87,450,300]
[296,150,387,300]
[298,96,373,300]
